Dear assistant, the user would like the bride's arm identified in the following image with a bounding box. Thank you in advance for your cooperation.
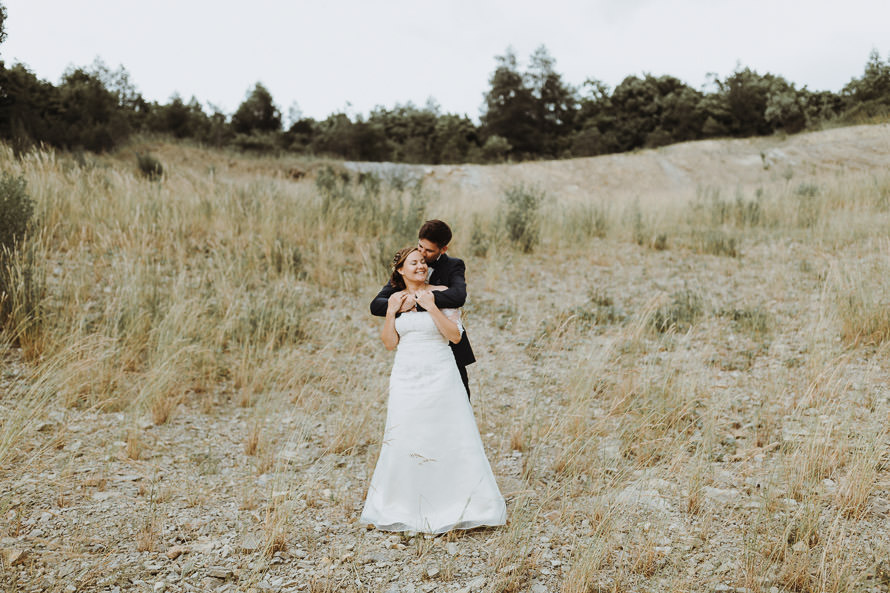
[416,291,462,344]
[381,292,408,350]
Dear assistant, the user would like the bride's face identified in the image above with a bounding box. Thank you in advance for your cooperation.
[398,250,428,284]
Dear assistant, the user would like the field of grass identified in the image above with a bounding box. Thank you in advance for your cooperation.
[1,128,890,592]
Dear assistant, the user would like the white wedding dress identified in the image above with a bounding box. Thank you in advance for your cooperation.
[360,309,506,533]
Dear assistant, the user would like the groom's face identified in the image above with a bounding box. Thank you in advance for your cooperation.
[417,239,446,264]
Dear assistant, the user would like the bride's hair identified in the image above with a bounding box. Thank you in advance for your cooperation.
[389,246,419,290]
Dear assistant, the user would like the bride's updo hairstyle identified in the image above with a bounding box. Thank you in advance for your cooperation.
[389,246,419,291]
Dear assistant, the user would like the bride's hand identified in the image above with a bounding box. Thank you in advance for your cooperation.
[387,291,410,314]
[415,290,436,310]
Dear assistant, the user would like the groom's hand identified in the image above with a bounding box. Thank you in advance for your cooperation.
[415,290,436,311]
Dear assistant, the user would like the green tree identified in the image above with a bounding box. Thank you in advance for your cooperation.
[231,83,282,134]
[148,94,211,139]
[0,2,7,50]
[481,48,538,157]
[764,81,807,133]
[571,78,614,156]
[841,49,890,121]
[718,68,779,136]
[430,114,478,163]
[284,117,316,152]
[526,45,577,156]
[57,66,132,152]
[0,63,63,153]
[368,102,438,163]
[311,113,388,161]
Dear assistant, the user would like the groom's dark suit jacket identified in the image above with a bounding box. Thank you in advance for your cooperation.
[369,253,476,367]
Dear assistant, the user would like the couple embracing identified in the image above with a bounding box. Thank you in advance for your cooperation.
[360,220,507,534]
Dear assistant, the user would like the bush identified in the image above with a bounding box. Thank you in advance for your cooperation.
[688,187,764,228]
[136,153,163,180]
[469,215,492,258]
[563,202,609,241]
[0,173,42,341]
[722,306,773,337]
[794,183,821,228]
[0,173,33,250]
[502,183,544,253]
[651,290,705,333]
[481,135,511,163]
[690,229,739,257]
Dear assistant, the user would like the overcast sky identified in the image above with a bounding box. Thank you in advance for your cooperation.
[2,0,888,123]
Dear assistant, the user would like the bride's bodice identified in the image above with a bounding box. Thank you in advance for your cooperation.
[396,311,449,347]
[393,310,462,367]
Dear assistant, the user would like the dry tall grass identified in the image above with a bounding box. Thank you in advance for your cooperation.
[2,134,890,592]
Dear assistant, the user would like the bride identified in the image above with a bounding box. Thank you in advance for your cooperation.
[360,247,506,533]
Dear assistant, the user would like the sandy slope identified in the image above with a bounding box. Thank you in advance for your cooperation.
[346,123,890,202]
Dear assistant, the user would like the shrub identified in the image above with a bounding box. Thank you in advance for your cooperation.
[0,173,42,340]
[0,173,33,250]
[795,183,821,228]
[626,199,665,249]
[836,294,890,347]
[651,290,705,333]
[502,183,544,253]
[469,215,492,258]
[690,229,739,257]
[688,187,763,228]
[481,135,512,163]
[231,132,282,154]
[136,153,163,180]
[722,306,773,337]
[563,202,609,241]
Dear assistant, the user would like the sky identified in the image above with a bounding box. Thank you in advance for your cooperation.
[2,0,889,124]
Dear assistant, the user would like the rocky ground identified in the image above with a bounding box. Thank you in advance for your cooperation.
[3,125,890,592]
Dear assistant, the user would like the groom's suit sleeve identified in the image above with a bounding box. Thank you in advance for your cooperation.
[432,258,467,309]
[370,283,396,317]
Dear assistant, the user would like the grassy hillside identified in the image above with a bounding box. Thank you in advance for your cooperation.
[1,125,890,592]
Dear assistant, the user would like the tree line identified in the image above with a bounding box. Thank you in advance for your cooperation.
[1,6,889,163]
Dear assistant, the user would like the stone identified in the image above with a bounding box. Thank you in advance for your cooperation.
[446,542,458,555]
[240,535,262,552]
[702,487,741,505]
[791,541,808,553]
[426,566,440,579]
[466,576,486,590]
[363,551,390,564]
[615,487,669,511]
[1,548,28,566]
[192,540,216,555]
[166,545,188,560]
[208,567,233,580]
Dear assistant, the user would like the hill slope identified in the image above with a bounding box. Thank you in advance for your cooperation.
[346,123,890,202]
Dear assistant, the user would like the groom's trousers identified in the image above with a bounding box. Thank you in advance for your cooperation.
[457,364,470,400]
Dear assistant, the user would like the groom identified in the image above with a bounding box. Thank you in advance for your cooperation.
[370,219,476,398]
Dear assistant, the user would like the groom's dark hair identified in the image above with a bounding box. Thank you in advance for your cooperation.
[418,219,452,248]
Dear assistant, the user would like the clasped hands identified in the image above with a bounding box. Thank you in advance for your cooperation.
[387,289,436,314]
